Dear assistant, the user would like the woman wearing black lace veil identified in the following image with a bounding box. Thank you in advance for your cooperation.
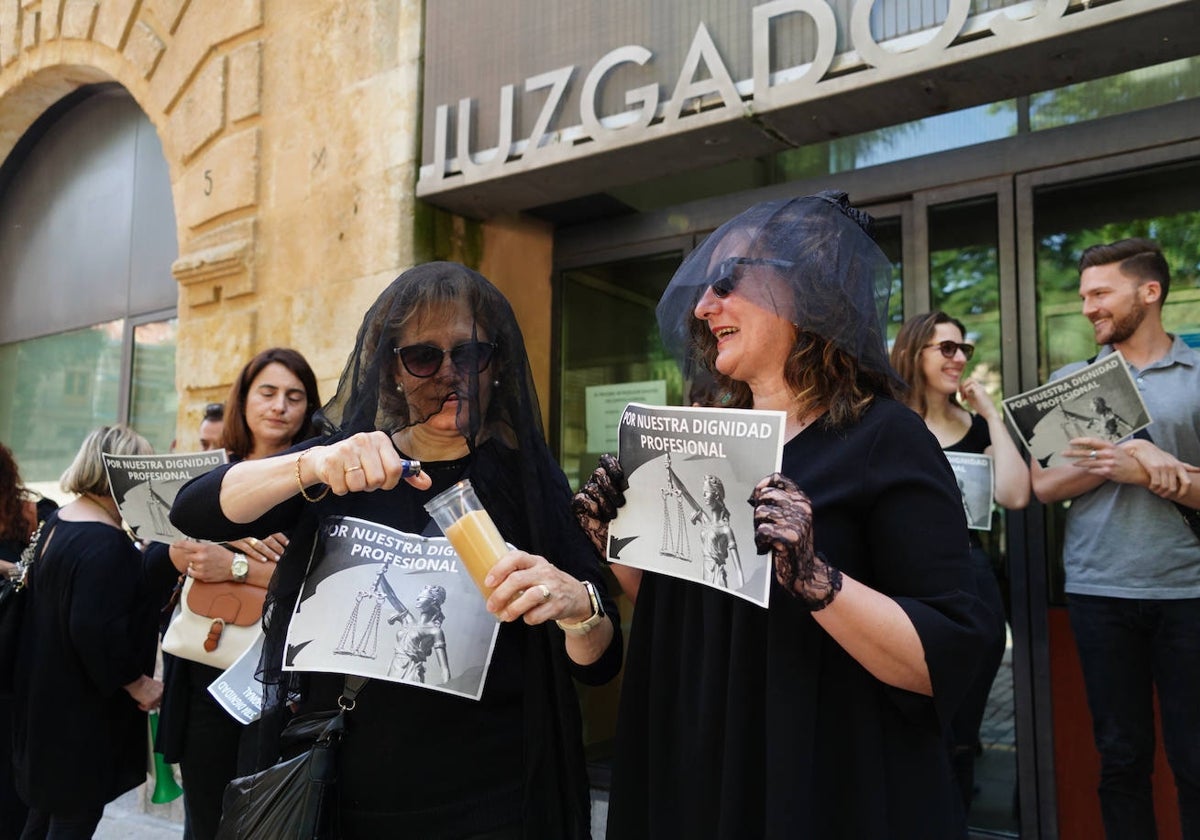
[172,262,621,839]
[576,192,999,838]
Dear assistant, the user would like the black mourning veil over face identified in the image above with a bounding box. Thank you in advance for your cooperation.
[655,190,895,388]
[315,262,542,451]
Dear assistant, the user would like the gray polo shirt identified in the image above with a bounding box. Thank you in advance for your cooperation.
[1054,336,1200,599]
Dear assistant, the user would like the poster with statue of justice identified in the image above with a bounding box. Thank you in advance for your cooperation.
[608,403,786,607]
[283,515,502,701]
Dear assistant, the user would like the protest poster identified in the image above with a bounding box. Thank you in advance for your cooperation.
[207,631,265,725]
[1001,351,1151,468]
[607,403,786,607]
[283,516,501,701]
[102,450,229,544]
[944,452,994,531]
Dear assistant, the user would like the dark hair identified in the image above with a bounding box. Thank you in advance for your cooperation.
[1079,237,1171,304]
[223,348,321,460]
[688,319,894,430]
[203,402,225,422]
[890,311,967,418]
[0,443,28,543]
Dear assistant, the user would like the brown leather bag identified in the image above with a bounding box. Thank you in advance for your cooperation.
[187,580,266,652]
[162,577,266,669]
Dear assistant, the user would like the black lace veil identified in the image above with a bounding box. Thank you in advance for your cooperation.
[314,261,540,448]
[257,262,576,710]
[656,190,897,394]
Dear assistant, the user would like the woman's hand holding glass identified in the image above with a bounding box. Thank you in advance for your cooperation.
[482,550,593,626]
[301,431,432,495]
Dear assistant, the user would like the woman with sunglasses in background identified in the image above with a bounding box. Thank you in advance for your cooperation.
[891,311,1029,815]
[171,263,621,839]
[155,347,321,840]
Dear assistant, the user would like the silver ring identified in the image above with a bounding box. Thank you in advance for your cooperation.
[538,584,551,602]
[1089,450,1098,460]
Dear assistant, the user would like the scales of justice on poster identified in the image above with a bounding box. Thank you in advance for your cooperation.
[283,480,511,703]
[605,402,787,608]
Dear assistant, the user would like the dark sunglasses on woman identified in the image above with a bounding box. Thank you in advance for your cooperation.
[393,341,497,378]
[924,340,975,361]
[709,257,794,298]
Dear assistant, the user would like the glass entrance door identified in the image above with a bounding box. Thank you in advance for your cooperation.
[1017,150,1200,840]
[908,182,1024,837]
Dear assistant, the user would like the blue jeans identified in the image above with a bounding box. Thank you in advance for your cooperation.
[1067,594,1200,840]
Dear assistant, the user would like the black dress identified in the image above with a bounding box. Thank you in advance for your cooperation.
[172,438,621,840]
[942,412,1009,811]
[607,397,999,840]
[12,513,159,811]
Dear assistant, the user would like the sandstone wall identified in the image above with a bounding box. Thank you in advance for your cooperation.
[0,0,553,438]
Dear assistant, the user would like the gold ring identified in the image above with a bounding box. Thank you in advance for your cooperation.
[248,537,258,547]
[538,584,551,602]
[345,465,364,473]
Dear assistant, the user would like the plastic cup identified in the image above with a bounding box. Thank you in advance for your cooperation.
[424,479,507,597]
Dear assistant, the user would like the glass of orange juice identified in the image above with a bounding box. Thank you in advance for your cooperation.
[424,479,508,597]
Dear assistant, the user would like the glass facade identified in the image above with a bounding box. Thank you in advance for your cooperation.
[607,56,1199,216]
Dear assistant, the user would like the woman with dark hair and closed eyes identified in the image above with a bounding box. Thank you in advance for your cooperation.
[171,262,621,839]
[890,310,1028,814]
[575,192,1000,839]
[155,347,322,840]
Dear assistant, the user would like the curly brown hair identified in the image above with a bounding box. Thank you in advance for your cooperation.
[688,319,894,429]
[0,442,28,543]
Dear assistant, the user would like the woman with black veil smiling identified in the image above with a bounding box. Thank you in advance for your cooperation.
[576,192,999,839]
[171,262,621,839]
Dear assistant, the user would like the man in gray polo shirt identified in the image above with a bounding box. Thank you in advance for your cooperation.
[1032,237,1200,839]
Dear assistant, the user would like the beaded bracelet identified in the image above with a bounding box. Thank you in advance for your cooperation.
[296,450,329,503]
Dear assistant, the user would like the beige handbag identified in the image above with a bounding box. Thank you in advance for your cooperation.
[162,576,266,670]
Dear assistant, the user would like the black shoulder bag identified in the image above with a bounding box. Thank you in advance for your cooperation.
[215,675,368,840]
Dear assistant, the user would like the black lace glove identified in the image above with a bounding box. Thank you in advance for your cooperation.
[749,472,842,611]
[571,454,627,559]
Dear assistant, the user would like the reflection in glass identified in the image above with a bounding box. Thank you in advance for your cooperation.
[0,321,124,485]
[130,318,178,454]
[1033,161,1200,605]
[872,217,904,343]
[929,195,1019,836]
[558,253,683,490]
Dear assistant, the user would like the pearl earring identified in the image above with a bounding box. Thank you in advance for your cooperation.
[396,382,404,394]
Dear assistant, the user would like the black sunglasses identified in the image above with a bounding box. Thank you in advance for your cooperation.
[923,340,975,361]
[393,341,497,378]
[709,257,794,298]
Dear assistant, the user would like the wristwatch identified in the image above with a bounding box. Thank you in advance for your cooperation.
[231,553,250,583]
[556,580,605,636]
